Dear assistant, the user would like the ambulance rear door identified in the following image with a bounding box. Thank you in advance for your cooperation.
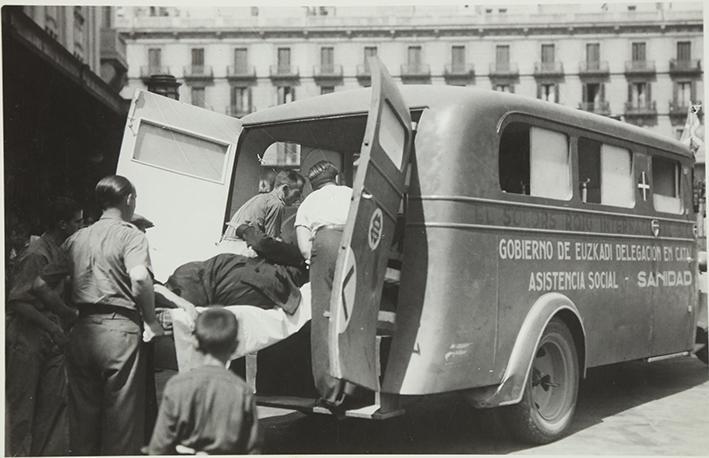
[116,90,242,281]
[328,57,413,390]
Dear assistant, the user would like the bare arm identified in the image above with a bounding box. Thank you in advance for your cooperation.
[154,284,198,321]
[129,265,164,337]
[31,276,77,321]
[296,226,312,262]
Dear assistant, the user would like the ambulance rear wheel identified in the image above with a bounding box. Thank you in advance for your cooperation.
[502,318,579,444]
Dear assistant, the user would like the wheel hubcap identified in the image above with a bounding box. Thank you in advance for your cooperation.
[531,339,570,422]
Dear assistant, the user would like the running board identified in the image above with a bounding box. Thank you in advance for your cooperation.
[256,395,405,420]
[646,351,691,363]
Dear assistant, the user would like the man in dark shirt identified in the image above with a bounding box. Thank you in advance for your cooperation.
[148,307,260,454]
[166,223,307,314]
[5,197,83,456]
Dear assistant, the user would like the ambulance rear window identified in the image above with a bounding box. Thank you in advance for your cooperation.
[133,121,228,182]
[499,122,571,200]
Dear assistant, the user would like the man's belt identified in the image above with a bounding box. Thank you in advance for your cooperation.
[77,303,141,326]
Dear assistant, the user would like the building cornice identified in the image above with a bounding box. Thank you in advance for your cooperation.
[121,21,703,41]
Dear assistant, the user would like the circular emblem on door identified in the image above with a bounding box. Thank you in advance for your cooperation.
[336,247,357,334]
[368,208,383,251]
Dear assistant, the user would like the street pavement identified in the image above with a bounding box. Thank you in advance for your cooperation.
[256,356,709,454]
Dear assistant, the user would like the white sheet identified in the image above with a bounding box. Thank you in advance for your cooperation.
[169,282,312,372]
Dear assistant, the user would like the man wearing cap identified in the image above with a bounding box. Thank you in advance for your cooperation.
[294,160,353,405]
[5,197,83,456]
[62,175,164,455]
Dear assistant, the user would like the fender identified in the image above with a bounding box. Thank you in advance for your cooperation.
[465,292,586,408]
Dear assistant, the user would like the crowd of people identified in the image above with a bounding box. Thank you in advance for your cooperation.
[5,160,353,456]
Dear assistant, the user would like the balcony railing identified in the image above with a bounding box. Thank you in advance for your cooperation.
[140,65,171,80]
[489,62,519,78]
[226,65,256,80]
[226,105,252,118]
[313,64,343,80]
[624,100,657,116]
[669,59,702,75]
[624,60,656,75]
[400,63,431,79]
[578,60,609,76]
[269,65,300,79]
[578,101,611,115]
[444,63,475,79]
[183,65,214,80]
[356,64,372,79]
[534,61,564,76]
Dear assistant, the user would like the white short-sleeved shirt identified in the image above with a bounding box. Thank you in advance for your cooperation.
[294,185,353,234]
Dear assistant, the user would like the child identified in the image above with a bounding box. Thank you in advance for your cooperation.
[147,307,261,454]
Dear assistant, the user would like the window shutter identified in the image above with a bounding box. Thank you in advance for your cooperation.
[647,83,652,105]
[582,84,588,103]
[537,84,542,99]
[627,83,633,102]
[554,84,560,103]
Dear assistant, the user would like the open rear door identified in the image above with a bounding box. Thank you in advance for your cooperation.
[116,90,242,280]
[328,57,413,390]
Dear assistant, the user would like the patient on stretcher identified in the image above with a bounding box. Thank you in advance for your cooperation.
[156,222,312,371]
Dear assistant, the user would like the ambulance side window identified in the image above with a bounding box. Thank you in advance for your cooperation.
[652,155,683,214]
[499,122,571,200]
[578,138,634,208]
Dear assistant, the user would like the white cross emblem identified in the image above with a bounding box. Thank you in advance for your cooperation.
[637,172,650,201]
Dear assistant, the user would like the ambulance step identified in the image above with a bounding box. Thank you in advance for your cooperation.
[256,395,405,420]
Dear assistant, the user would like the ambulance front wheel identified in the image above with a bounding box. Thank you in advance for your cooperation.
[502,318,579,444]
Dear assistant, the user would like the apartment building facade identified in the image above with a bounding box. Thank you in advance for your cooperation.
[117,3,702,141]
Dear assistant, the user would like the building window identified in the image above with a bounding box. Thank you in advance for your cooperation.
[191,87,205,108]
[675,81,693,107]
[495,45,510,71]
[231,86,251,115]
[586,43,600,69]
[321,86,335,95]
[277,86,295,104]
[494,84,513,93]
[538,83,559,103]
[191,48,204,68]
[652,156,683,214]
[250,7,259,16]
[629,82,651,108]
[582,83,606,111]
[277,48,291,73]
[499,122,571,200]
[148,48,162,73]
[451,45,465,72]
[234,48,248,73]
[578,138,634,207]
[364,46,378,71]
[321,47,334,72]
[407,46,422,68]
[677,41,691,61]
[631,42,646,62]
[541,44,555,63]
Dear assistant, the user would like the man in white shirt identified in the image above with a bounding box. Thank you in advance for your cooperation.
[294,160,353,406]
[294,161,353,260]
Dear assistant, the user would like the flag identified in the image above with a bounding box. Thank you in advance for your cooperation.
[680,103,705,163]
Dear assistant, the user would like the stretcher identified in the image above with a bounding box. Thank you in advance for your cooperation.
[168,283,312,373]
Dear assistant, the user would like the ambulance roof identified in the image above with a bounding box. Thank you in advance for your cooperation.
[241,85,690,159]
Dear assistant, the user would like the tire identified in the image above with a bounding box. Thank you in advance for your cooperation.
[501,318,580,444]
[696,328,708,365]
